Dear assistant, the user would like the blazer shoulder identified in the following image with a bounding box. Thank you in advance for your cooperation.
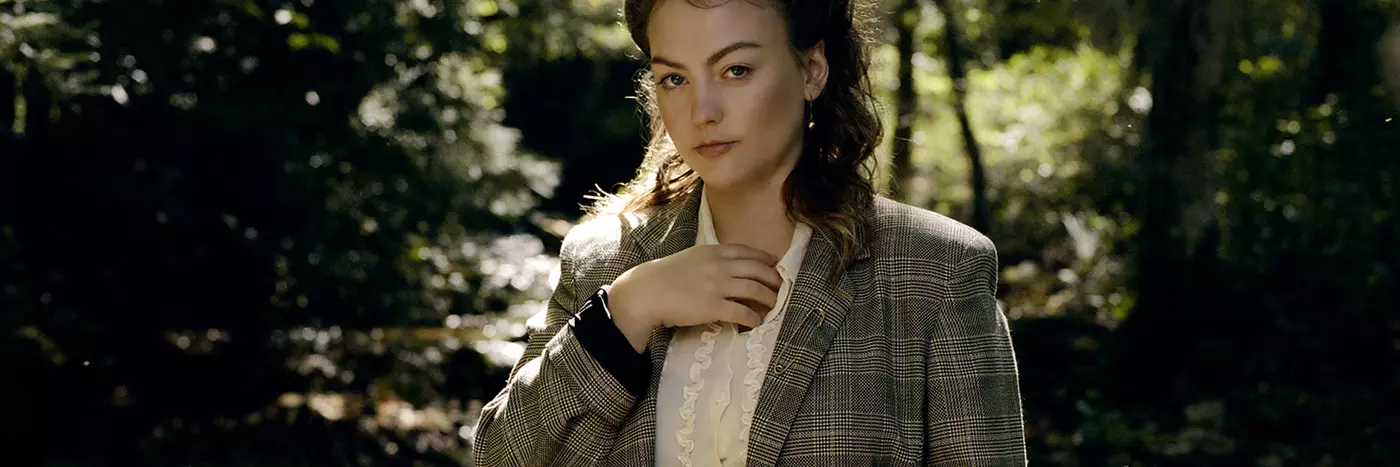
[559,214,627,261]
[556,211,658,283]
[869,196,996,264]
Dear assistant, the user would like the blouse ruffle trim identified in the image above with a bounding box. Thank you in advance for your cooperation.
[738,306,786,447]
[675,321,723,467]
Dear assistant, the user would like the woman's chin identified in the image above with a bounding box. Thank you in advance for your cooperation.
[697,166,786,193]
[696,172,743,190]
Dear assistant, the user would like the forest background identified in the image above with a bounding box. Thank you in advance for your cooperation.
[3,0,1398,464]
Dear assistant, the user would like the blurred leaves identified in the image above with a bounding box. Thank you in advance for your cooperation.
[871,0,1397,464]
[2,0,1397,465]
[1,0,571,464]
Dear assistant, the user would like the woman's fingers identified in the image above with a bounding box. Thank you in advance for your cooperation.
[727,259,783,292]
[716,243,780,267]
[719,300,764,330]
[723,277,778,310]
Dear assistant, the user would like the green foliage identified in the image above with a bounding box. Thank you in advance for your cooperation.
[872,0,1397,464]
[2,0,1397,465]
[1,0,565,464]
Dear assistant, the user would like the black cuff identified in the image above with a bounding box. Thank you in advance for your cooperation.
[569,285,652,398]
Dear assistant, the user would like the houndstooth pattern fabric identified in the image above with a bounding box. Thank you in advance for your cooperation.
[473,181,1027,466]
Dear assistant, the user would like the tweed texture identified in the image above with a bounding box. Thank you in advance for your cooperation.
[473,182,1027,466]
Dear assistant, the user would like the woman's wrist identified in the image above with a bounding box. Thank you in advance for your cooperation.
[602,282,654,354]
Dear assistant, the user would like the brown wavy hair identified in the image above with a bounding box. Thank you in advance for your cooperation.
[587,0,884,274]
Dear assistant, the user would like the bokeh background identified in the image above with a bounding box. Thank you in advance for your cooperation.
[2,0,1398,465]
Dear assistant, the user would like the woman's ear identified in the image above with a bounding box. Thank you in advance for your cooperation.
[803,41,829,101]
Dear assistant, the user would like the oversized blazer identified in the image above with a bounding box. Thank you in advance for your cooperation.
[473,181,1027,466]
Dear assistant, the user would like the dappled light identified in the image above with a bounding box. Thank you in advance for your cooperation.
[3,0,1397,465]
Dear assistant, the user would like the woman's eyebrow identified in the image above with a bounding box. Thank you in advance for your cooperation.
[650,41,762,70]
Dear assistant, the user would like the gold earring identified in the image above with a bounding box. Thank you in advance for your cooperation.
[805,99,815,129]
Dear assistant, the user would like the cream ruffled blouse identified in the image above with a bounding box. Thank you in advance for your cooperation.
[653,186,813,467]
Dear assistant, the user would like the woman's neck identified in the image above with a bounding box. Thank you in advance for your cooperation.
[705,182,795,264]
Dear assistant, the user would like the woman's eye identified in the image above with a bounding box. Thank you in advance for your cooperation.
[724,65,750,78]
[660,74,686,88]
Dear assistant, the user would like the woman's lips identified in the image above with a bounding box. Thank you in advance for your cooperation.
[694,141,737,158]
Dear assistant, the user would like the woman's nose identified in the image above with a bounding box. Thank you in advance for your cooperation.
[689,80,723,127]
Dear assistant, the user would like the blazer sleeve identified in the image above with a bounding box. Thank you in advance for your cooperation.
[471,236,642,466]
[925,234,1028,466]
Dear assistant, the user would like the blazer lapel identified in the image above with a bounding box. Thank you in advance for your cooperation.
[606,181,703,465]
[605,181,874,466]
[744,224,863,467]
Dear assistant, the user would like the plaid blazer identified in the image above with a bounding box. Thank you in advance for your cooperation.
[474,181,1026,466]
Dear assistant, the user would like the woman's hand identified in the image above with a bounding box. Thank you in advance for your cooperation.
[606,244,783,353]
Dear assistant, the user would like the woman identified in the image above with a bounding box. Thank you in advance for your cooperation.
[472,0,1026,465]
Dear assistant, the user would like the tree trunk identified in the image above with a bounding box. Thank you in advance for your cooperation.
[1,66,14,135]
[23,66,52,141]
[1384,25,1400,110]
[1134,0,1228,307]
[889,0,917,201]
[931,0,990,234]
[1114,0,1229,404]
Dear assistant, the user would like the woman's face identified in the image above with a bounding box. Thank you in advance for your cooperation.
[646,0,826,193]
